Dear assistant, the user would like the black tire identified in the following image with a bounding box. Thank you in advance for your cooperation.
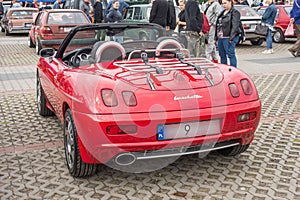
[36,38,42,55]
[0,26,4,32]
[273,29,285,43]
[64,108,97,177]
[37,76,54,116]
[218,144,250,156]
[4,28,10,36]
[28,34,35,48]
[250,38,263,45]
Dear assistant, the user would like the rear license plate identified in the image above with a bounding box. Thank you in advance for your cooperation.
[157,119,221,141]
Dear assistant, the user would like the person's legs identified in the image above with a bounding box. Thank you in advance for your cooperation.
[186,31,199,57]
[266,29,273,50]
[227,36,239,67]
[206,26,217,60]
[288,24,300,56]
[218,38,228,65]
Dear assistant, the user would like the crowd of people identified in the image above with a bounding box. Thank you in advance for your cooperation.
[1,0,299,64]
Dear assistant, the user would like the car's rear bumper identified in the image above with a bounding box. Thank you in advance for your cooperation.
[72,100,261,164]
[41,39,63,46]
[9,27,31,34]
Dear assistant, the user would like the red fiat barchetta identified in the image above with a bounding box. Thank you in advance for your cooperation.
[37,23,261,177]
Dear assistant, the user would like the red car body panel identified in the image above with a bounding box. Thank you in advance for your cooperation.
[37,55,261,164]
[36,24,261,173]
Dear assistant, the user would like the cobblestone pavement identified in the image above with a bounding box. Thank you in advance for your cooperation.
[0,35,299,200]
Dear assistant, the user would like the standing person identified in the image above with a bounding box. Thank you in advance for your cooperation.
[0,0,4,20]
[185,0,204,57]
[149,0,169,28]
[166,0,176,35]
[288,0,300,57]
[177,0,187,46]
[106,0,123,43]
[202,0,221,63]
[177,0,186,33]
[81,0,92,21]
[105,0,128,16]
[93,0,103,23]
[215,0,241,67]
[11,0,21,8]
[33,0,39,9]
[53,0,63,9]
[261,0,277,54]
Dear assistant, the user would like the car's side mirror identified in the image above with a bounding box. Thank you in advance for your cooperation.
[40,48,55,57]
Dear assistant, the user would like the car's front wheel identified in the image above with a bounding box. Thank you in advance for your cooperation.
[28,34,35,48]
[4,28,10,36]
[64,108,97,177]
[250,38,263,45]
[218,144,250,156]
[37,76,54,116]
[273,29,285,43]
[36,38,42,55]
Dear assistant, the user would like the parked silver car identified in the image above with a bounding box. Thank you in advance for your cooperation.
[235,5,264,45]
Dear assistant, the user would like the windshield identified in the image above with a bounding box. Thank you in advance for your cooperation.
[47,12,90,24]
[63,24,165,55]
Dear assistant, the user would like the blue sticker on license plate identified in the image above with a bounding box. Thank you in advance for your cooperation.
[157,125,164,140]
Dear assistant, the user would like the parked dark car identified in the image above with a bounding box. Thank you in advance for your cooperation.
[256,5,295,43]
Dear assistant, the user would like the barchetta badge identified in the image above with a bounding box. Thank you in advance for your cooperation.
[174,95,203,101]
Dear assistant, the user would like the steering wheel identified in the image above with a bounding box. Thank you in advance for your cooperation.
[71,47,92,68]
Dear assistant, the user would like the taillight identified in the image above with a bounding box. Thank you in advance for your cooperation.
[106,125,137,134]
[240,79,252,95]
[238,112,257,122]
[101,89,118,107]
[40,26,53,35]
[122,91,137,106]
[229,83,240,98]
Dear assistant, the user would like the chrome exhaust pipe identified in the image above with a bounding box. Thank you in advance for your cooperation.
[115,153,136,166]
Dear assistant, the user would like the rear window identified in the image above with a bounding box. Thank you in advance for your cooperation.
[235,5,260,17]
[47,12,89,24]
[11,10,36,18]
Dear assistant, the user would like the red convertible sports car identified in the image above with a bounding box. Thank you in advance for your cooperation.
[37,23,261,177]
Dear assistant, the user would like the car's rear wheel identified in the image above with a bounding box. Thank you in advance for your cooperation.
[250,38,263,45]
[218,144,250,156]
[36,38,42,55]
[273,29,285,43]
[37,76,54,116]
[64,108,97,177]
[28,34,35,48]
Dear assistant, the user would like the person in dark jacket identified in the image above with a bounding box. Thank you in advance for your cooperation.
[288,0,300,57]
[261,0,277,54]
[106,0,123,43]
[53,0,62,9]
[166,0,176,35]
[150,0,169,28]
[93,0,103,23]
[185,0,204,57]
[215,0,241,67]
[0,0,4,20]
[105,0,129,16]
